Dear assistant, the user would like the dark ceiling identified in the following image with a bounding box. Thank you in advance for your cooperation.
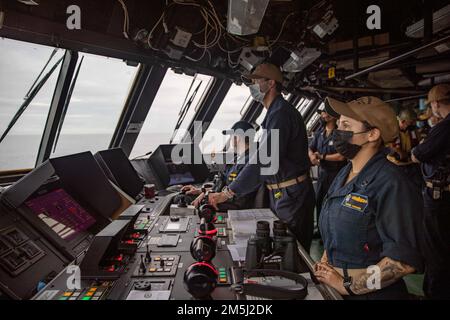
[1,0,450,104]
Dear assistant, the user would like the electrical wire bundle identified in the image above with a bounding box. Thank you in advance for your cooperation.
[116,0,297,68]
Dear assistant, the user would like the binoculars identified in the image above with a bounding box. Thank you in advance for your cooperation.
[245,220,302,273]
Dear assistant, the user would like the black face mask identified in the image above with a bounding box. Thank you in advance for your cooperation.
[332,129,370,159]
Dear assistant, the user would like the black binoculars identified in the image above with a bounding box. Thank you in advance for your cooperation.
[245,220,302,273]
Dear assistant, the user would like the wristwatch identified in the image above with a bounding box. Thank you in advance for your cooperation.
[343,269,355,296]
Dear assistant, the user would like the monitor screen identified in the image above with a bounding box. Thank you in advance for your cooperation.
[25,188,97,242]
[95,148,144,199]
[148,143,210,189]
[168,171,195,186]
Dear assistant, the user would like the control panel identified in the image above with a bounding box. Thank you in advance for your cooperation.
[134,254,180,277]
[125,279,172,300]
[29,189,336,301]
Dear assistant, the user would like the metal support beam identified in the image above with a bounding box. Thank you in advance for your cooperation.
[289,95,303,109]
[182,79,232,144]
[345,34,450,80]
[304,98,321,125]
[241,100,263,124]
[109,64,167,156]
[318,41,414,63]
[322,86,426,95]
[35,50,78,165]
[385,94,427,103]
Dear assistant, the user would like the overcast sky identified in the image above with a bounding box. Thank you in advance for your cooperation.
[0,37,251,133]
[0,37,251,157]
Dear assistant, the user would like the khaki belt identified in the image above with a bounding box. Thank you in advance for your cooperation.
[425,181,450,191]
[266,173,308,191]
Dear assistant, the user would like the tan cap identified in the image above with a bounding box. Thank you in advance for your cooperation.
[418,107,432,121]
[242,63,283,83]
[326,96,399,143]
[426,84,450,104]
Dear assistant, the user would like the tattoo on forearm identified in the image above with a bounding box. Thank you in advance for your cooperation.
[349,257,415,295]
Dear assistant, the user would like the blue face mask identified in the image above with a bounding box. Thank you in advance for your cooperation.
[249,83,265,103]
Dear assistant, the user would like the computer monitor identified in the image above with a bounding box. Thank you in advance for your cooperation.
[18,179,109,259]
[0,152,123,259]
[147,143,210,190]
[25,188,97,242]
[94,148,144,200]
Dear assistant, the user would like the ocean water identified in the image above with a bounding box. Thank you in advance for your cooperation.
[0,133,167,171]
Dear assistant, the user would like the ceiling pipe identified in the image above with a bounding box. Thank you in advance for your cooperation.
[344,34,450,80]
[317,86,426,95]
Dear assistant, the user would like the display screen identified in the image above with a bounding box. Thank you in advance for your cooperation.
[25,188,97,241]
[168,172,195,186]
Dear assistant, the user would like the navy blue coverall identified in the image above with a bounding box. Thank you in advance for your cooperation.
[319,151,425,299]
[412,113,450,299]
[216,150,258,211]
[229,95,316,251]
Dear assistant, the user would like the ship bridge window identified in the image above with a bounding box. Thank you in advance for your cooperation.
[52,53,139,158]
[296,97,314,116]
[130,71,212,158]
[0,38,64,171]
[200,84,251,154]
[306,102,324,132]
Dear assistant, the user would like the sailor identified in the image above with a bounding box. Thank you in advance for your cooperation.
[314,96,424,300]
[387,108,422,190]
[207,63,316,251]
[411,84,450,300]
[182,121,259,210]
[308,104,346,236]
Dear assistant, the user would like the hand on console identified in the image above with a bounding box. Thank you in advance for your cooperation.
[181,185,201,195]
[191,192,206,208]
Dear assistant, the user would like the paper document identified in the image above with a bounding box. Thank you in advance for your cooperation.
[228,208,278,245]
[227,244,248,261]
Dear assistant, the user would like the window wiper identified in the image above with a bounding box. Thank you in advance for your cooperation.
[24,48,58,99]
[52,56,84,153]
[169,77,202,144]
[0,55,64,145]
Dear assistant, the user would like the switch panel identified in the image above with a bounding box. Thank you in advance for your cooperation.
[133,255,180,277]
[0,227,45,276]
[53,281,115,301]
[217,267,231,286]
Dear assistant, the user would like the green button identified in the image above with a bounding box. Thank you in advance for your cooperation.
[82,296,91,300]
[218,216,223,221]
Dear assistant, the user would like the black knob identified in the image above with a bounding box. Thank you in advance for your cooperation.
[139,255,147,274]
[146,244,152,263]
